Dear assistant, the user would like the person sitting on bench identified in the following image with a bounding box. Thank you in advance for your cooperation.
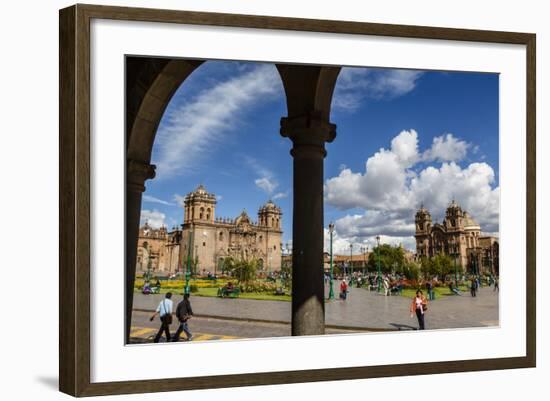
[222,281,235,297]
[449,282,461,295]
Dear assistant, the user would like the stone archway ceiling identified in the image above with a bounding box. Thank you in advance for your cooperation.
[126,58,205,164]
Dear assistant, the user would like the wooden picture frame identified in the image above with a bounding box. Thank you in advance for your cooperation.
[59,3,536,397]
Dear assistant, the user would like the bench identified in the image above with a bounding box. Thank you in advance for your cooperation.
[217,287,241,298]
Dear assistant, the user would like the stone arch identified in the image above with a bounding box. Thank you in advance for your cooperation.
[125,58,342,341]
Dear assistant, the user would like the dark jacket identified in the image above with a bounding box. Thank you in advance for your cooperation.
[176,299,193,322]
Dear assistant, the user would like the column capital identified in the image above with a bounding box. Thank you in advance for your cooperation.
[280,113,336,158]
[127,159,156,192]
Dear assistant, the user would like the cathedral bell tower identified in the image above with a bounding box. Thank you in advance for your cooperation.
[415,204,432,234]
[183,184,217,224]
[444,199,465,231]
[258,200,282,230]
[415,204,432,258]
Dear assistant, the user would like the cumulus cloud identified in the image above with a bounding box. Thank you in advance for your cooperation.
[140,209,166,229]
[325,130,499,250]
[325,129,418,211]
[332,67,424,112]
[422,133,470,162]
[153,64,282,178]
[323,225,416,255]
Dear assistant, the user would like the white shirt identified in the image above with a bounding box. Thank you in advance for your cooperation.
[156,298,173,316]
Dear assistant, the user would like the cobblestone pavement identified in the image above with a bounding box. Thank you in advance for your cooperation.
[132,281,498,332]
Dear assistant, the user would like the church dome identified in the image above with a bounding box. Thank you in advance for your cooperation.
[463,212,480,230]
[259,200,281,214]
[194,184,207,195]
[185,184,216,203]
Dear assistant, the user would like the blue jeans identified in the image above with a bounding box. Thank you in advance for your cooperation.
[173,321,192,341]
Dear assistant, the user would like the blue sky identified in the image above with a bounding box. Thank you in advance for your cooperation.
[139,61,499,253]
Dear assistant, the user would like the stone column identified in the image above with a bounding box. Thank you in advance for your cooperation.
[126,159,156,343]
[281,114,336,336]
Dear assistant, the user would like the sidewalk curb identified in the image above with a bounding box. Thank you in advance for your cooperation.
[133,308,397,332]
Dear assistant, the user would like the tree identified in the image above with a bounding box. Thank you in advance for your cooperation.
[419,256,431,278]
[431,254,453,278]
[281,261,292,289]
[403,260,421,280]
[367,244,405,274]
[223,257,258,286]
[419,254,453,279]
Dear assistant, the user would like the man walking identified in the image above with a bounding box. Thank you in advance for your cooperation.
[173,293,194,342]
[470,277,477,297]
[150,292,173,343]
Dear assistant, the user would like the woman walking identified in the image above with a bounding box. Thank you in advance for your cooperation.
[410,289,428,330]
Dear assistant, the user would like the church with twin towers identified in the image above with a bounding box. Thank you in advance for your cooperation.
[135,184,283,275]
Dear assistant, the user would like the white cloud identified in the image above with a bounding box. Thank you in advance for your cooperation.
[325,129,418,211]
[173,194,185,206]
[325,129,499,249]
[153,64,282,178]
[255,177,278,194]
[332,68,423,112]
[140,209,166,229]
[142,194,175,206]
[272,192,288,200]
[245,156,282,195]
[323,226,414,254]
[410,162,499,232]
[422,133,470,162]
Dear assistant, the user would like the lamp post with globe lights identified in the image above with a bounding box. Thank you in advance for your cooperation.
[376,235,382,292]
[328,223,335,300]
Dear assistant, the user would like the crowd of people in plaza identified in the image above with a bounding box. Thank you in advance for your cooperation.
[145,270,499,341]
[326,271,499,331]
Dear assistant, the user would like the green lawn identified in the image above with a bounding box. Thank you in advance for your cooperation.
[134,282,292,302]
[399,285,470,299]
[192,287,292,302]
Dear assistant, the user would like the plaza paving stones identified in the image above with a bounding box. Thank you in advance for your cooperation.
[133,281,498,332]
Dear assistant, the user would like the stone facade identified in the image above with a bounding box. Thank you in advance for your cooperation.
[414,200,499,274]
[136,223,181,273]
[136,185,283,275]
[181,185,283,274]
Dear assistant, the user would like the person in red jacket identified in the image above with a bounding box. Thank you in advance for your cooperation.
[340,279,348,300]
[410,289,428,330]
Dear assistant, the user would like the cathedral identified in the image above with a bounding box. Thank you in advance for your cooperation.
[415,200,499,275]
[136,185,283,275]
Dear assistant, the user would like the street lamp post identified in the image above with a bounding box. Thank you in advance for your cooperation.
[376,235,381,292]
[349,243,353,286]
[453,250,459,286]
[146,253,152,283]
[360,246,367,275]
[184,228,192,295]
[328,223,335,300]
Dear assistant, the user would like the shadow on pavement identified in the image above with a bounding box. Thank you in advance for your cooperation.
[389,323,417,331]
